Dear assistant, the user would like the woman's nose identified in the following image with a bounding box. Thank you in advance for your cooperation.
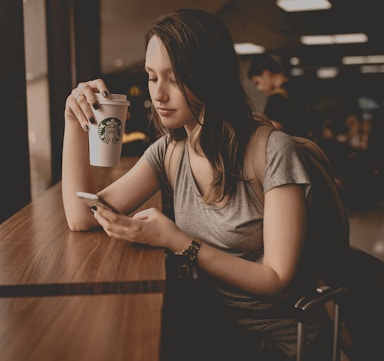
[151,81,169,102]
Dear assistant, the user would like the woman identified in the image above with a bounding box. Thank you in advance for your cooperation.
[63,9,331,361]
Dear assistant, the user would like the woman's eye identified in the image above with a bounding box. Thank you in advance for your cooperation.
[148,77,157,82]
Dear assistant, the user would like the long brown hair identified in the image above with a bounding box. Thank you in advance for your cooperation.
[145,9,262,203]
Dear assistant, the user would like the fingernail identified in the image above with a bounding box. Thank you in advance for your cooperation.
[83,124,89,131]
[92,103,99,110]
[89,117,96,124]
[102,91,108,97]
[90,206,97,213]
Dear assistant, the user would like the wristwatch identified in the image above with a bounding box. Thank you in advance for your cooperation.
[173,238,202,264]
[173,238,202,279]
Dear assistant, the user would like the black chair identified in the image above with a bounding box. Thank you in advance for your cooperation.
[295,247,384,361]
[295,285,348,361]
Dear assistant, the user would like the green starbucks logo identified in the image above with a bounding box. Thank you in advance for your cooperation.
[98,117,123,144]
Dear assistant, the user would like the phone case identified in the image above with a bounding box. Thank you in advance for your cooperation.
[76,191,122,214]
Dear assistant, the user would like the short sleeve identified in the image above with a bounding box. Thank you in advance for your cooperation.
[263,131,312,201]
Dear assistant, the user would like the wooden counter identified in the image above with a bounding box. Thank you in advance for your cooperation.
[0,158,166,297]
[0,157,166,360]
[0,183,166,296]
[0,293,163,361]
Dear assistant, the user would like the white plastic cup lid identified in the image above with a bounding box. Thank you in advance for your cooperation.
[94,93,130,105]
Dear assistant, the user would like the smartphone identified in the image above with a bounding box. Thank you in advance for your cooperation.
[76,191,123,214]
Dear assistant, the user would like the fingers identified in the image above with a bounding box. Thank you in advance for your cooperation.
[64,96,86,131]
[67,92,93,131]
[76,79,109,109]
[66,79,110,131]
[93,207,119,222]
[92,207,137,241]
[92,208,119,234]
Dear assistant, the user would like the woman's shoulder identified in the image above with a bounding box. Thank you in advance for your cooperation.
[247,122,295,154]
[263,130,311,194]
[144,134,187,177]
[143,135,170,170]
[267,129,297,153]
[144,134,170,157]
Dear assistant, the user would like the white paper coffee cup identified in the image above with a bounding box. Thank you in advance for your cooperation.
[88,93,130,167]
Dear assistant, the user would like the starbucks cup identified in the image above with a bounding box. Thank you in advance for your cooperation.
[88,93,130,167]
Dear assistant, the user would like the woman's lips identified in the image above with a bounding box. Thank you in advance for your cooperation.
[157,108,175,117]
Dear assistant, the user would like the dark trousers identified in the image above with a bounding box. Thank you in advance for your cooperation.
[160,278,299,361]
[160,258,333,361]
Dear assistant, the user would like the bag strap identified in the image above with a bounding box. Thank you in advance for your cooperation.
[244,122,275,205]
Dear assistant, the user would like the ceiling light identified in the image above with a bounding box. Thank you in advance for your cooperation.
[360,65,384,74]
[290,57,301,66]
[234,42,265,55]
[334,33,368,44]
[301,35,334,45]
[366,55,384,63]
[291,68,304,76]
[342,56,366,65]
[316,67,339,78]
[301,33,368,45]
[342,55,384,65]
[277,0,331,12]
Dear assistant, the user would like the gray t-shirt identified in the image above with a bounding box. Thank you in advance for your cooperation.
[144,131,321,356]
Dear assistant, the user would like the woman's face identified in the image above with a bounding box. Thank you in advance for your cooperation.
[145,35,197,132]
[250,70,274,94]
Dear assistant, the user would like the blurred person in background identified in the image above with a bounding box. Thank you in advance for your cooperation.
[247,53,309,137]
